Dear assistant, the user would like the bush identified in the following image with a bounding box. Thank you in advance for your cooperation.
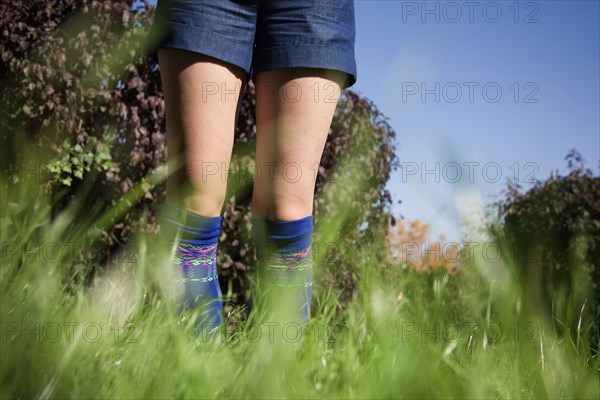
[490,150,600,351]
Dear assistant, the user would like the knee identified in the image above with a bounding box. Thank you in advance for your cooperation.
[190,191,226,217]
[172,188,225,217]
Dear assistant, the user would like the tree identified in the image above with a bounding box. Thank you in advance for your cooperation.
[387,218,460,275]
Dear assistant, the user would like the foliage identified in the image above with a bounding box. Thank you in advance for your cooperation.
[45,136,113,187]
[387,218,461,275]
[490,150,600,351]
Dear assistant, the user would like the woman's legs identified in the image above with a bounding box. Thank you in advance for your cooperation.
[157,48,246,330]
[250,68,347,322]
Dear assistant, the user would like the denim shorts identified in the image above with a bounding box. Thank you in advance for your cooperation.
[148,0,357,89]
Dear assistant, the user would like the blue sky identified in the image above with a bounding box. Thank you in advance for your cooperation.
[351,0,599,241]
[145,0,599,241]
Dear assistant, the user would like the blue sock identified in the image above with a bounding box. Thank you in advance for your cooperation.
[251,215,314,323]
[163,203,223,332]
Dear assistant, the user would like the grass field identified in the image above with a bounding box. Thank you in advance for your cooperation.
[1,166,598,400]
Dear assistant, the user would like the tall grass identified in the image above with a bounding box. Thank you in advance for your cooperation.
[1,143,598,399]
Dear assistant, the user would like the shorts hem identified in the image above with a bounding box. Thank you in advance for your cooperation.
[149,21,253,77]
[252,43,357,90]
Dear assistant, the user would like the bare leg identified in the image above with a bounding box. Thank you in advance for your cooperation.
[158,48,246,217]
[252,68,346,220]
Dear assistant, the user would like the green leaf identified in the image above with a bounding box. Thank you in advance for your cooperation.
[83,152,94,165]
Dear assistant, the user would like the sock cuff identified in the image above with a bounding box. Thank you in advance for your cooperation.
[252,215,314,252]
[162,203,222,244]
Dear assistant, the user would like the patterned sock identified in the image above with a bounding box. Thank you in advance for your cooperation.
[163,203,223,331]
[251,215,314,323]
